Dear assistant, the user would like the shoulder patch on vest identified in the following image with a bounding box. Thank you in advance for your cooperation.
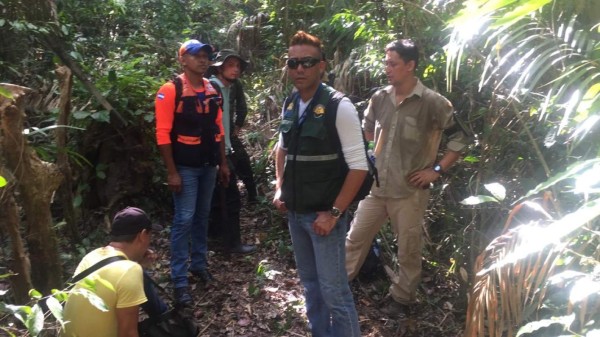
[313,104,325,118]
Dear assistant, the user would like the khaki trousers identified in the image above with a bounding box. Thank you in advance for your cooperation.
[345,190,429,304]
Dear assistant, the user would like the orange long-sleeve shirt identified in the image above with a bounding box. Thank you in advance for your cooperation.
[155,76,224,145]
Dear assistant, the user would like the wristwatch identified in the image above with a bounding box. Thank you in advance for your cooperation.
[329,206,342,219]
[433,163,443,174]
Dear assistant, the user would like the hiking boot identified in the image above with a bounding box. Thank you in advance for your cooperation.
[379,299,410,319]
[174,287,193,307]
[190,269,214,284]
[227,244,257,255]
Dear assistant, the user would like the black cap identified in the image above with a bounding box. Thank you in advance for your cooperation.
[110,207,162,236]
[210,49,249,71]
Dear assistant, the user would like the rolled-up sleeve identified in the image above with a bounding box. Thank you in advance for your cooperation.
[362,98,377,134]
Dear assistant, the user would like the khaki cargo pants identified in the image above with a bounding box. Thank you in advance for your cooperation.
[345,190,429,304]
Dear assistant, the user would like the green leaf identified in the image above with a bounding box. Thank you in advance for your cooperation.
[460,195,500,205]
[0,272,16,279]
[569,277,600,304]
[96,278,116,292]
[52,290,69,302]
[45,297,65,326]
[28,289,42,300]
[0,175,6,187]
[25,304,44,337]
[0,86,12,99]
[463,155,480,163]
[91,110,110,123]
[72,288,109,312]
[11,21,24,31]
[1,304,28,326]
[484,183,506,201]
[516,314,575,336]
[72,111,91,120]
[491,0,553,28]
[517,158,600,202]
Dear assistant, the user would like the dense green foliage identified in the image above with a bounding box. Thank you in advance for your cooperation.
[1,0,598,336]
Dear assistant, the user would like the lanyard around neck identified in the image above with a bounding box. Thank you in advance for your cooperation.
[294,84,324,126]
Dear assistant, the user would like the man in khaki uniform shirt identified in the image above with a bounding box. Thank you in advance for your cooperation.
[345,39,469,318]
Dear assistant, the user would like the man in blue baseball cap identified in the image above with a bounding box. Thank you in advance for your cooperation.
[155,39,230,306]
[178,39,213,58]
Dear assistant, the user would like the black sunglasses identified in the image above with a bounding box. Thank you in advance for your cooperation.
[286,57,321,69]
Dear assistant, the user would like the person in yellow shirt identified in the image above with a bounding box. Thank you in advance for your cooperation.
[62,207,162,337]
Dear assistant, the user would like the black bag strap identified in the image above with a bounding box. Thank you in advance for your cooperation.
[208,79,223,100]
[68,255,127,284]
[173,75,182,112]
[144,272,174,302]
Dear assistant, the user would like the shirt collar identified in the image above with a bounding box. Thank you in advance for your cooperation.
[384,78,425,99]
[209,75,225,88]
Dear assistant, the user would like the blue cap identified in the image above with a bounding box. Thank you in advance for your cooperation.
[179,39,214,57]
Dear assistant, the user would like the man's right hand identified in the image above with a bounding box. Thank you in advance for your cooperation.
[167,172,182,193]
[272,188,287,212]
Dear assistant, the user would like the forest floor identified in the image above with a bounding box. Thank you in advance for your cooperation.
[147,194,466,337]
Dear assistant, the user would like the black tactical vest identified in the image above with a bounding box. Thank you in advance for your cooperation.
[171,74,222,167]
[279,84,347,212]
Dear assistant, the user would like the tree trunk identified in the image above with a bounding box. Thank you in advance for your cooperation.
[55,66,79,242]
[2,0,127,126]
[0,170,33,304]
[0,83,63,294]
[42,34,127,126]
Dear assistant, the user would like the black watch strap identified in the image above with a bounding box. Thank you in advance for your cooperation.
[330,206,342,218]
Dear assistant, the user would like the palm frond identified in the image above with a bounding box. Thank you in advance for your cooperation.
[447,2,600,147]
[465,198,600,337]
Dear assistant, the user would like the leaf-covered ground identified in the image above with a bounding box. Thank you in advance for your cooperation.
[148,197,466,337]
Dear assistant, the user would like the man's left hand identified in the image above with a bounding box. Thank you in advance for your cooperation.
[312,212,338,236]
[407,168,440,189]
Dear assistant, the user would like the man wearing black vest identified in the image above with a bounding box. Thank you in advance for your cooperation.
[207,49,256,254]
[155,39,229,306]
[273,31,367,337]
